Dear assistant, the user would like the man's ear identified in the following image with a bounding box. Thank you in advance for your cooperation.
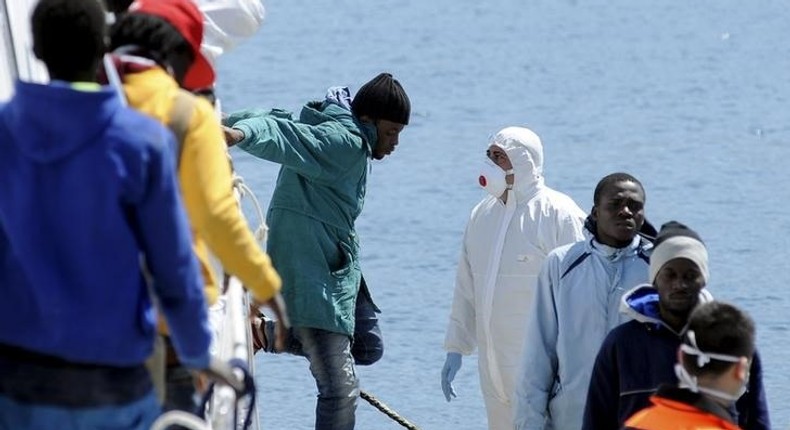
[590,205,599,221]
[734,356,750,382]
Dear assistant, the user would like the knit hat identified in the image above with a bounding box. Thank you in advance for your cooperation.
[650,221,709,284]
[128,0,215,90]
[351,73,411,125]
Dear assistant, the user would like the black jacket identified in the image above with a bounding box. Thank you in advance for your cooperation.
[582,285,770,430]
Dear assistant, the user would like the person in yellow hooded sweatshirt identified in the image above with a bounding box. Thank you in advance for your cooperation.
[106,0,287,415]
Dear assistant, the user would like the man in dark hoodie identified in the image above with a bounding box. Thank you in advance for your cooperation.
[624,301,759,430]
[223,74,410,430]
[582,221,769,430]
[0,0,212,429]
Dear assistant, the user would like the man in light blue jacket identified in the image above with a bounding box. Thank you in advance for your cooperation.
[223,73,410,430]
[513,172,652,430]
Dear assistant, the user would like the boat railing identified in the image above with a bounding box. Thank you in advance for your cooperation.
[151,173,265,430]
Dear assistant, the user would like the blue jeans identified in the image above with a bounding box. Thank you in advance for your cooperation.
[0,392,160,430]
[264,279,381,430]
[294,327,358,430]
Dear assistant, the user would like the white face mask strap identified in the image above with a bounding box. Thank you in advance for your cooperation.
[674,363,743,402]
[682,330,742,368]
[677,330,749,403]
[504,168,514,175]
[675,363,699,391]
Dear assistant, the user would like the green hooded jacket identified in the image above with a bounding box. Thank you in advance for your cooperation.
[225,94,377,335]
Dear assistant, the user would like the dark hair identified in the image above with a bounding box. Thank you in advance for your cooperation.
[32,0,106,80]
[593,172,645,205]
[109,13,194,83]
[103,0,134,14]
[682,301,755,377]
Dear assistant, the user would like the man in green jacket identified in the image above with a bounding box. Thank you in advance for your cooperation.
[223,72,410,430]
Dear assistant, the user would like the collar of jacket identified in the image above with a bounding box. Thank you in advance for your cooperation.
[619,284,686,336]
[620,284,715,336]
[301,100,378,157]
[587,233,651,263]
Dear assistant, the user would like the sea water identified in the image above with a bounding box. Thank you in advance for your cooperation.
[217,1,790,428]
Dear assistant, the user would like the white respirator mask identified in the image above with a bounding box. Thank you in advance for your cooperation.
[479,161,514,198]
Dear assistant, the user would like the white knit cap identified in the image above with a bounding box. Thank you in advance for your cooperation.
[649,221,709,284]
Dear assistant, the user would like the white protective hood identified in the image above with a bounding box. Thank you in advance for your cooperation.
[445,127,586,416]
[489,126,545,203]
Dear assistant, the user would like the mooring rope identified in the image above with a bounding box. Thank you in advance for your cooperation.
[360,390,421,430]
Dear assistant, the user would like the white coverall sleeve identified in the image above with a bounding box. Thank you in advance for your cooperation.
[443,223,477,355]
[513,254,561,430]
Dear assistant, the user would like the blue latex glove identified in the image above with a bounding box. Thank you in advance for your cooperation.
[441,352,463,402]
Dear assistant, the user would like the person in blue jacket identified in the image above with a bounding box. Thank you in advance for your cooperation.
[582,221,770,430]
[0,0,212,428]
[223,73,410,430]
[513,172,653,430]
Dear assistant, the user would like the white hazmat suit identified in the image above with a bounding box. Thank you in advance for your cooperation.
[443,127,586,429]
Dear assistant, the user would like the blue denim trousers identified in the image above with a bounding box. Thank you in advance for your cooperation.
[294,327,359,430]
[263,279,382,430]
[0,392,160,430]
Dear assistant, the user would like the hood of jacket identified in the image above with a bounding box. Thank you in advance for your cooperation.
[2,81,123,163]
[300,86,378,155]
[620,284,714,335]
[488,126,545,202]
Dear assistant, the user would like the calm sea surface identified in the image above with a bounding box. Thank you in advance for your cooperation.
[216,1,790,428]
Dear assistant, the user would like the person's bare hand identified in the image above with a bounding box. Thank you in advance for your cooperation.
[223,126,245,147]
[250,293,289,352]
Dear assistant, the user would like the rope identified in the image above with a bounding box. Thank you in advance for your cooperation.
[149,411,210,430]
[232,174,268,244]
[360,390,421,430]
[198,358,257,430]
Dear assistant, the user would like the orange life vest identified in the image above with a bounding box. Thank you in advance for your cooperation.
[625,387,741,430]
